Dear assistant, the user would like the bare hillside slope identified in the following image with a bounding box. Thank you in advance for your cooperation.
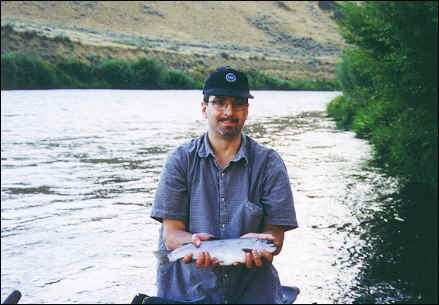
[1,1,348,80]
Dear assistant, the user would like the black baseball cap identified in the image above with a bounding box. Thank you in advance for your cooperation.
[202,66,254,99]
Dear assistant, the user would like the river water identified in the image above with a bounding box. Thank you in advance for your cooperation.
[1,90,396,304]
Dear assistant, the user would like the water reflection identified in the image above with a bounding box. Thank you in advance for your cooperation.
[338,179,438,304]
[3,186,56,195]
[2,90,420,304]
[245,111,329,139]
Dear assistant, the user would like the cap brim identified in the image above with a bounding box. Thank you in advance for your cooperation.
[203,88,254,99]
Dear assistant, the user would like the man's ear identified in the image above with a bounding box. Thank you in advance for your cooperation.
[201,101,208,119]
[245,103,250,119]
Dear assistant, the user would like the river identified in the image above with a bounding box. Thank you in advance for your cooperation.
[1,89,397,304]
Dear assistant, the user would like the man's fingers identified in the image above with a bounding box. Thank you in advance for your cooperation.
[183,253,193,264]
[204,251,211,268]
[192,233,214,247]
[197,233,214,240]
[184,252,217,270]
[239,250,273,269]
[184,242,272,269]
[252,250,263,267]
[191,234,202,247]
[261,250,274,263]
[245,252,253,269]
[195,251,205,268]
[211,258,219,271]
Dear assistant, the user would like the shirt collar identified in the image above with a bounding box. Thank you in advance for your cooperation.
[198,132,249,166]
[198,132,215,159]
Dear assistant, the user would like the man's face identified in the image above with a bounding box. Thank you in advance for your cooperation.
[202,96,249,139]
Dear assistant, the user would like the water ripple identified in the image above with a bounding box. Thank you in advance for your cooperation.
[3,186,56,195]
[2,90,400,304]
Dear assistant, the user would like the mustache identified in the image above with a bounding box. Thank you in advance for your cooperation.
[218,117,238,123]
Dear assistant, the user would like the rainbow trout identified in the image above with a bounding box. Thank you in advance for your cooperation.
[154,237,277,266]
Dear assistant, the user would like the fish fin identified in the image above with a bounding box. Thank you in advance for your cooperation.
[153,250,171,264]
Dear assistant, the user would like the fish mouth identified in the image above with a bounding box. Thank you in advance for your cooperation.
[246,239,278,253]
[263,240,278,252]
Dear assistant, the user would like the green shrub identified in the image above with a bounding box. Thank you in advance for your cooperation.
[336,49,373,96]
[1,52,56,89]
[165,69,197,89]
[310,78,340,91]
[97,59,134,89]
[352,98,400,139]
[326,95,356,129]
[328,2,438,302]
[2,52,341,91]
[132,57,167,89]
[247,70,299,90]
[289,77,340,91]
[56,60,94,84]
[53,69,81,88]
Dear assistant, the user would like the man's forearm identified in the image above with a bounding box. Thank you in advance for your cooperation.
[162,219,192,250]
[164,230,193,250]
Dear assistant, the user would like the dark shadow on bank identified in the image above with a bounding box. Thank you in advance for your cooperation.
[338,177,438,304]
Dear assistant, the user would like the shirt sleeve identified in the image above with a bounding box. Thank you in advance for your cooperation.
[261,150,298,231]
[150,147,189,223]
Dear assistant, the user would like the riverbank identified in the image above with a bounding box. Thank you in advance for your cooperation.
[325,2,437,303]
[1,51,339,91]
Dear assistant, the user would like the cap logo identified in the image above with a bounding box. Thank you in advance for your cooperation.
[225,72,237,82]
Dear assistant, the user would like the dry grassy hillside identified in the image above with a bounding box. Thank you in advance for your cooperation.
[1,1,348,80]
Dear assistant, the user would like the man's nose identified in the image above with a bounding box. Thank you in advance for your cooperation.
[223,102,233,114]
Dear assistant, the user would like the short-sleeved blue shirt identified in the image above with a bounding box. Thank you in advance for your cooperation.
[151,132,297,304]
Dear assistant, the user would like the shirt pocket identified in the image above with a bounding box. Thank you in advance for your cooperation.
[229,200,264,237]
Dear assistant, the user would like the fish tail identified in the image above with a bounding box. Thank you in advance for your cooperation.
[153,250,171,264]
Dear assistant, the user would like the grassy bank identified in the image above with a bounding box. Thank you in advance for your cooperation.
[1,52,200,90]
[1,52,339,91]
[326,2,437,303]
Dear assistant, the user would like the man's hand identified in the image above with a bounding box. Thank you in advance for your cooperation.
[182,233,220,271]
[235,225,285,269]
[190,232,214,247]
[163,220,219,271]
[235,233,275,268]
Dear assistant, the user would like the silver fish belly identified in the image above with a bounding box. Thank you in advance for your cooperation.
[157,238,277,266]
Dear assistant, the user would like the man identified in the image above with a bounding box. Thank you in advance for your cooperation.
[151,66,298,304]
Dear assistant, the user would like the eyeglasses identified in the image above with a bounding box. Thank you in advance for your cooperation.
[207,96,249,111]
